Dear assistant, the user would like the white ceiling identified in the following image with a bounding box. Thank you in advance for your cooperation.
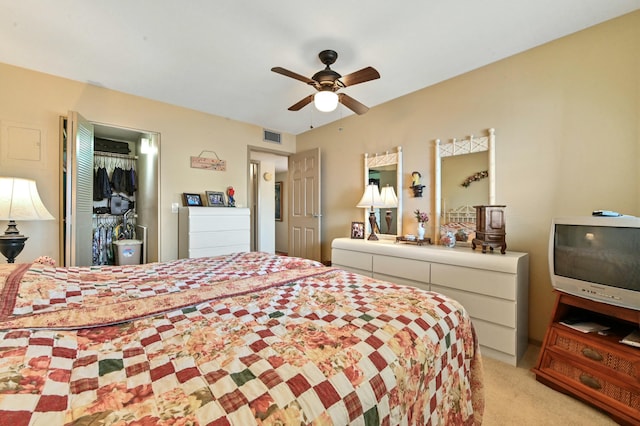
[1,1,638,135]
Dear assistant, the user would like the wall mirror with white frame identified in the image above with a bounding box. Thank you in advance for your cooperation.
[363,147,403,238]
[434,129,495,244]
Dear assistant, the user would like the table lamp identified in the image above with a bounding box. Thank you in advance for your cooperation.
[0,177,54,263]
[380,185,398,233]
[357,184,385,240]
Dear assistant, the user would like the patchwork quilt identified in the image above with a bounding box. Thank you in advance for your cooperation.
[0,252,484,425]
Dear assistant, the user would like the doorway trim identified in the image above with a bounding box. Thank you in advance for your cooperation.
[247,146,290,254]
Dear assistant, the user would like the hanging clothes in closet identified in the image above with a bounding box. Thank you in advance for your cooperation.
[111,166,137,196]
[93,166,111,201]
[92,151,138,265]
[92,216,115,265]
[93,153,138,201]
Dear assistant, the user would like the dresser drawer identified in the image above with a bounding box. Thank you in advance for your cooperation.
[373,255,430,283]
[188,230,250,249]
[373,272,430,293]
[431,284,516,328]
[189,215,249,232]
[430,263,516,300]
[538,349,640,414]
[189,245,249,258]
[548,325,640,384]
[475,232,505,242]
[332,249,372,272]
[472,318,516,356]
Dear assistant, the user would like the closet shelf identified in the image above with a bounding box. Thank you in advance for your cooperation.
[95,150,138,160]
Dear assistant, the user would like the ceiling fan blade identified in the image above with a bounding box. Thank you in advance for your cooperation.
[271,67,317,85]
[339,93,369,115]
[288,94,314,111]
[340,66,380,87]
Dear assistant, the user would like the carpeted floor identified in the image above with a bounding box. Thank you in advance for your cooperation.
[482,345,618,425]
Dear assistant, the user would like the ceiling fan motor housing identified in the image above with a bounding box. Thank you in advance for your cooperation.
[312,69,341,87]
[318,50,338,66]
[313,50,341,88]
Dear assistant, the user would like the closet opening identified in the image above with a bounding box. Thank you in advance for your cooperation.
[61,114,160,267]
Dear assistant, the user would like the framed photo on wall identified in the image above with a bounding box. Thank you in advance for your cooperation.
[275,181,283,221]
[183,193,203,207]
[205,191,226,207]
[351,221,365,239]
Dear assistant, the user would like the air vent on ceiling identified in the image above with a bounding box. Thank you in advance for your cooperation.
[263,129,281,144]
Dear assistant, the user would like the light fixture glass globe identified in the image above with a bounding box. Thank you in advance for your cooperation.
[314,91,339,112]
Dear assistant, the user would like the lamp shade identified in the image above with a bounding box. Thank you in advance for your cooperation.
[380,185,398,208]
[0,177,54,221]
[314,91,339,112]
[356,184,385,209]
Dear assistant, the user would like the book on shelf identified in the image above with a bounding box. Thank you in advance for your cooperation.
[560,318,610,334]
[620,330,640,348]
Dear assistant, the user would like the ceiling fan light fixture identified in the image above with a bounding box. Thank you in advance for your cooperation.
[314,91,339,112]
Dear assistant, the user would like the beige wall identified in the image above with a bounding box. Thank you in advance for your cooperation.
[297,11,640,342]
[0,63,296,263]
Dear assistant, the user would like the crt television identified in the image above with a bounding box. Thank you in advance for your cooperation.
[549,215,640,310]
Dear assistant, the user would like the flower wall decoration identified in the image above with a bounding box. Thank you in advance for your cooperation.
[461,170,489,188]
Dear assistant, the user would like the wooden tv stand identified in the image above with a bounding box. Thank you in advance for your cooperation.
[533,291,640,425]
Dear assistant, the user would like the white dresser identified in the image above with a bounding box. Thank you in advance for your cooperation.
[331,237,529,365]
[178,207,250,258]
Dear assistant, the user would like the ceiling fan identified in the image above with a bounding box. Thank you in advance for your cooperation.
[271,49,380,115]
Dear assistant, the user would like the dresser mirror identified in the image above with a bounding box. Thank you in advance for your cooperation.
[363,147,403,238]
[434,129,495,244]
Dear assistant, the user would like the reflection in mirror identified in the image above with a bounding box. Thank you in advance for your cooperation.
[442,152,488,213]
[364,147,403,238]
[434,129,495,244]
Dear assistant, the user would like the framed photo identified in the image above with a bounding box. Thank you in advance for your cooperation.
[183,193,203,207]
[205,191,226,207]
[275,181,283,221]
[351,221,365,239]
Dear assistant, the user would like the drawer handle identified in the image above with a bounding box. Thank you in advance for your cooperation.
[579,374,602,390]
[581,347,603,362]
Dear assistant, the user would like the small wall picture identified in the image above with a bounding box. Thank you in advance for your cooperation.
[275,181,283,221]
[183,193,203,206]
[206,191,226,207]
[351,221,365,239]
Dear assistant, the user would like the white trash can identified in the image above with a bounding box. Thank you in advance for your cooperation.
[113,239,143,265]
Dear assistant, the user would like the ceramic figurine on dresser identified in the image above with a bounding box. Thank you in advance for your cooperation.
[472,205,507,254]
[414,209,429,240]
[441,231,456,248]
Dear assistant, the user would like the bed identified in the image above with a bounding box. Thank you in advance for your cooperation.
[0,252,484,425]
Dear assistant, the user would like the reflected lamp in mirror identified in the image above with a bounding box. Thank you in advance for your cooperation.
[0,177,54,263]
[380,185,398,234]
[357,184,385,240]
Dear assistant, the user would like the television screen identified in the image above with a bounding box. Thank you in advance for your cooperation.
[554,224,640,291]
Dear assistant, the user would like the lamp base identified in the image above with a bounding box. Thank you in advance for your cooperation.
[367,211,379,241]
[0,234,28,263]
[385,210,393,234]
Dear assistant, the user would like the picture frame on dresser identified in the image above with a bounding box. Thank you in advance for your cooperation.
[183,193,203,207]
[205,191,226,207]
[351,222,365,239]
